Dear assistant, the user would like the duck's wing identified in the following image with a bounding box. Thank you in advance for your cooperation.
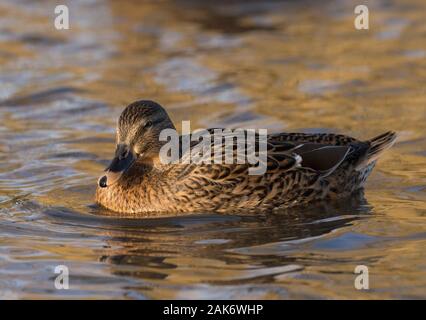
[268,132,376,175]
[172,129,357,187]
[268,132,359,146]
[177,128,300,173]
[295,145,352,177]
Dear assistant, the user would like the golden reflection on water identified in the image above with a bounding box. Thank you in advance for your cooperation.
[0,0,425,299]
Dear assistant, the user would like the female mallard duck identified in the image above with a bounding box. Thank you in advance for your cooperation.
[95,100,397,214]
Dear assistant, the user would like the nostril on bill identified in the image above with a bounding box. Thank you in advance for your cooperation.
[99,175,108,188]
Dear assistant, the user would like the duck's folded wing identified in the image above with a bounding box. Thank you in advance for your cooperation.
[268,132,359,145]
[295,145,352,177]
[176,129,355,177]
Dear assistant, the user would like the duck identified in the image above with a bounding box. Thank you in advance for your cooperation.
[95,100,397,215]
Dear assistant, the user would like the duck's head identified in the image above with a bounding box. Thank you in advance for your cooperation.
[98,100,175,188]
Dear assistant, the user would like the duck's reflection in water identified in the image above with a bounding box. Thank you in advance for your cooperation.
[44,191,372,291]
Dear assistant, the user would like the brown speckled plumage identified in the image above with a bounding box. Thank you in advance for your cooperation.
[95,100,397,215]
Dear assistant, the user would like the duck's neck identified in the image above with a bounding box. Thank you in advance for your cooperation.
[95,161,171,213]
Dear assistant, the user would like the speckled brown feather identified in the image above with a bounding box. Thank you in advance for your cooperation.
[95,100,397,215]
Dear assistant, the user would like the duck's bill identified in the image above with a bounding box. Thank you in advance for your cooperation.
[98,149,135,188]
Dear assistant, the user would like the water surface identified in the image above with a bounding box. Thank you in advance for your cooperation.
[0,0,425,299]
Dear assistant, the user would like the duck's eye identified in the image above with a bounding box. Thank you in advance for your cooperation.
[143,120,153,129]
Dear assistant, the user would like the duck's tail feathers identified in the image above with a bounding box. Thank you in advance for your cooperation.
[356,131,397,170]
